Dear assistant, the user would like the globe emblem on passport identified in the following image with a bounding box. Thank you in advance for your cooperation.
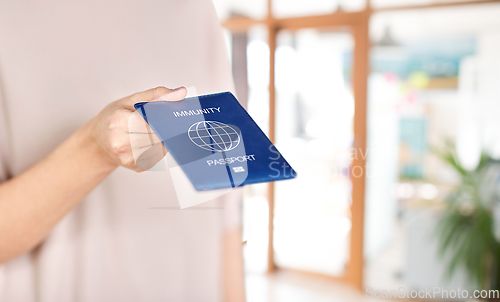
[188,121,241,152]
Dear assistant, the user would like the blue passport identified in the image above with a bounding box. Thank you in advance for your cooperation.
[134,92,296,191]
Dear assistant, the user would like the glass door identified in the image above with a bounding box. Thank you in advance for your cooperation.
[273,29,355,277]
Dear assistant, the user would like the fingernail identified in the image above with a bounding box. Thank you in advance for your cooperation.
[172,86,184,92]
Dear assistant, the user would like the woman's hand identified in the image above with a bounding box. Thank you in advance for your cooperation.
[89,86,187,172]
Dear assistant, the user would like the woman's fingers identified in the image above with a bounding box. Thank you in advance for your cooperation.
[124,87,187,171]
[124,86,170,108]
[134,143,167,171]
[128,110,166,171]
[122,86,187,109]
[158,86,188,102]
[91,86,185,172]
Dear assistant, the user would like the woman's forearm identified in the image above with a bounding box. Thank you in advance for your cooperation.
[0,87,185,263]
[0,120,117,263]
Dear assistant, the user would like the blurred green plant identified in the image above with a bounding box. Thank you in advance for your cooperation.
[432,141,500,290]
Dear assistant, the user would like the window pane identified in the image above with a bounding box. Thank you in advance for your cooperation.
[242,26,271,274]
[366,3,500,291]
[273,0,366,18]
[224,25,272,274]
[212,0,267,21]
[372,0,488,9]
[273,29,354,276]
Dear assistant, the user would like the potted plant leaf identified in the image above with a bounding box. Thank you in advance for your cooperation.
[433,141,500,294]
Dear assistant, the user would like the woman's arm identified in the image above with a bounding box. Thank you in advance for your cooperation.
[0,86,187,263]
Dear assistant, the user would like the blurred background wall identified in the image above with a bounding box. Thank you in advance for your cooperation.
[212,1,500,301]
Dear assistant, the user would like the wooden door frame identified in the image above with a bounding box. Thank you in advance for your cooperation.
[222,0,500,291]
